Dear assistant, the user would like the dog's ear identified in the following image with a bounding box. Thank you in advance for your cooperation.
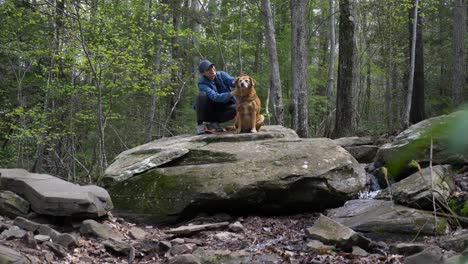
[233,77,239,86]
[250,77,256,87]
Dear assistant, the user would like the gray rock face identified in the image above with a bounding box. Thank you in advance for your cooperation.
[390,242,426,256]
[168,254,201,264]
[0,245,29,264]
[0,190,30,218]
[327,199,449,238]
[105,126,367,223]
[376,165,454,210]
[305,214,371,251]
[333,136,378,163]
[345,145,379,163]
[80,219,124,241]
[438,232,468,252]
[0,169,113,217]
[1,226,27,239]
[403,246,443,264]
[333,137,374,147]
[13,217,40,232]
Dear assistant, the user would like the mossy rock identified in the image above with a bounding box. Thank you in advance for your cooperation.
[106,126,367,223]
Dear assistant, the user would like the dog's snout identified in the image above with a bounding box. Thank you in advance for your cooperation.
[240,79,250,88]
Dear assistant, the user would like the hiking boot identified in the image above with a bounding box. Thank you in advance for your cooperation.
[196,124,205,135]
[207,122,224,132]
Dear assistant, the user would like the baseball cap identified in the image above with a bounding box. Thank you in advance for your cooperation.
[198,60,214,73]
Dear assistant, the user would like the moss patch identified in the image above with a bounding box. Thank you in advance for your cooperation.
[109,169,201,223]
[223,183,239,195]
[159,149,237,167]
[131,148,163,155]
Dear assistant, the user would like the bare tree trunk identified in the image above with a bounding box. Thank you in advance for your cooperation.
[391,61,400,127]
[403,0,419,129]
[326,0,336,103]
[291,0,309,137]
[410,10,425,124]
[333,0,357,138]
[385,69,392,129]
[238,0,243,73]
[145,0,164,143]
[146,44,163,143]
[319,0,336,137]
[261,0,284,126]
[452,0,466,106]
[74,1,107,177]
[253,31,263,75]
[32,0,65,173]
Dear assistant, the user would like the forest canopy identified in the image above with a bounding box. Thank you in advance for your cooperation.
[0,0,465,182]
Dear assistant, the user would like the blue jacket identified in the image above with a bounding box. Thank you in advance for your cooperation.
[198,71,236,103]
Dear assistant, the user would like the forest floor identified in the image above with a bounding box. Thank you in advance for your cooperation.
[1,212,406,264]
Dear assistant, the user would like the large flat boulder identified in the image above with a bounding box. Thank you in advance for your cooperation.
[105,126,367,223]
[0,169,113,217]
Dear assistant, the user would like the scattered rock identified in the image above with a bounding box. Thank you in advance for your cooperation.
[228,221,244,232]
[166,222,230,235]
[13,217,40,232]
[0,191,30,218]
[168,254,201,264]
[438,232,468,252]
[38,224,60,240]
[170,244,196,255]
[129,226,146,240]
[1,226,27,239]
[34,234,51,242]
[376,165,454,210]
[103,239,133,255]
[43,241,68,258]
[305,214,371,252]
[327,199,449,238]
[403,246,443,264]
[390,242,426,256]
[79,219,124,241]
[192,249,251,263]
[306,240,334,254]
[159,240,172,252]
[44,252,54,262]
[55,233,78,248]
[184,238,203,246]
[171,238,185,245]
[23,231,37,248]
[352,246,369,256]
[0,244,29,264]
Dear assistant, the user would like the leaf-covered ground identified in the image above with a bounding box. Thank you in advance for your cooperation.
[0,212,405,263]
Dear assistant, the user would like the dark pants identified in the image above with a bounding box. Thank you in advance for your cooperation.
[195,92,236,125]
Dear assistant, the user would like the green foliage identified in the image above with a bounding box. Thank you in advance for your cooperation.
[386,109,468,177]
[0,0,461,182]
[447,107,468,154]
[448,198,468,218]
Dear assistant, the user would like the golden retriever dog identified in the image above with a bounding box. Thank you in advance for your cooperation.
[232,74,264,133]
